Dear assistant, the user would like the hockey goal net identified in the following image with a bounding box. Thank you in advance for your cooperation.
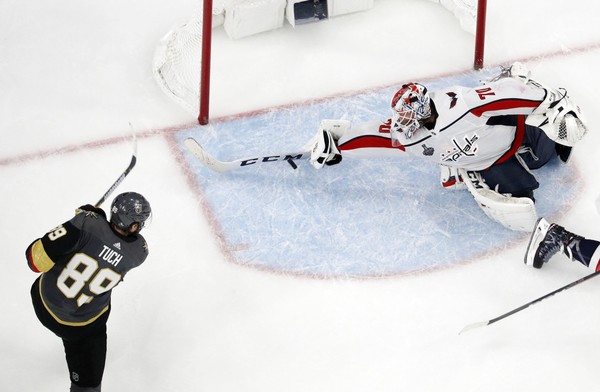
[152,0,486,124]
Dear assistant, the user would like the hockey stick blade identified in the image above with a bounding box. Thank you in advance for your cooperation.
[95,129,138,207]
[459,321,490,334]
[184,137,309,173]
[459,269,600,334]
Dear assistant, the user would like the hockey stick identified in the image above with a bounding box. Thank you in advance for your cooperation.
[94,128,138,207]
[460,269,600,334]
[184,137,309,173]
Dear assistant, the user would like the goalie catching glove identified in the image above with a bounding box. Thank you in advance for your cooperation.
[510,62,588,147]
[491,62,588,147]
[525,86,588,147]
[304,120,350,169]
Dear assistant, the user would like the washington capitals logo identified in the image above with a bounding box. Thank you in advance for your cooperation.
[441,133,480,163]
[446,92,458,109]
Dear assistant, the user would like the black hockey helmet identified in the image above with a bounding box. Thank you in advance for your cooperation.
[110,192,152,233]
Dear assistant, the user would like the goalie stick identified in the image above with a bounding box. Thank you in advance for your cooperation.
[459,269,600,334]
[95,128,138,207]
[184,137,309,173]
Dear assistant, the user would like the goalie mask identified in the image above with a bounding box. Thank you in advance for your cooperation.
[110,192,152,234]
[390,83,431,144]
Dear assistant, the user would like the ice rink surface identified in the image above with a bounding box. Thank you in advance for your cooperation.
[2,0,600,391]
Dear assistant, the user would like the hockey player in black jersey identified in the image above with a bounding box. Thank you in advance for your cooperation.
[27,192,151,392]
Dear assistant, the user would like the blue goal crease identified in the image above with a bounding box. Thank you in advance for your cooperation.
[177,68,583,278]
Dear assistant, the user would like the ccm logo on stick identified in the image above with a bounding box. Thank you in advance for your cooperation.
[240,154,306,166]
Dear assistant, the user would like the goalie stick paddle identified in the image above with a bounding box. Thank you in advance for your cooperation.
[459,268,600,334]
[184,137,309,173]
[94,128,138,207]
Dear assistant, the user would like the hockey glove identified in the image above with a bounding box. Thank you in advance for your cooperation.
[309,129,342,169]
[525,87,588,146]
[304,120,350,169]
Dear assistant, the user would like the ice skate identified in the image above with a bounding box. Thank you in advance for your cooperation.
[525,218,583,268]
[525,218,564,268]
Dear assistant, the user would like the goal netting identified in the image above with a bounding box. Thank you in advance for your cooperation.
[153,7,207,114]
[152,0,483,117]
[430,0,478,35]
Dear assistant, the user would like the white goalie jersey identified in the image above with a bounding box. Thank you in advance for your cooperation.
[335,77,547,171]
[313,75,586,232]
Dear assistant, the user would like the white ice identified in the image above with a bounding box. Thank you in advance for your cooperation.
[2,0,600,391]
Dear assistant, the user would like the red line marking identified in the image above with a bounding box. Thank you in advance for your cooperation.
[3,41,600,167]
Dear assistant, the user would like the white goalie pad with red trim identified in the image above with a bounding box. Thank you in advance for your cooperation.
[459,169,538,232]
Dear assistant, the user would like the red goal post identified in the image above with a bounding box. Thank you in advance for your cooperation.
[474,0,487,70]
[199,0,213,125]
[153,0,487,125]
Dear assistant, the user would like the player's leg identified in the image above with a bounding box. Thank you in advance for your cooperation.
[525,218,600,270]
[520,125,559,168]
[30,277,62,336]
[30,279,108,390]
[479,155,539,200]
[62,313,110,391]
[460,169,538,231]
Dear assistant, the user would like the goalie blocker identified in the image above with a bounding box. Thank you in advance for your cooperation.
[305,119,350,169]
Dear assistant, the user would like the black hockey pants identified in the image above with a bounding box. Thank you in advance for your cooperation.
[30,277,109,389]
[478,116,558,199]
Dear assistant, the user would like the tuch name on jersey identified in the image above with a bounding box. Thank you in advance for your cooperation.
[98,245,123,267]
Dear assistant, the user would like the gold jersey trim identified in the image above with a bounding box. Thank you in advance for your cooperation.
[39,275,109,327]
[31,240,55,272]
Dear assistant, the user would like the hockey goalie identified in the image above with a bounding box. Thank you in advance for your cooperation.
[305,63,588,232]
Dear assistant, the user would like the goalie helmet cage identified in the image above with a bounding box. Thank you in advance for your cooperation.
[154,0,487,125]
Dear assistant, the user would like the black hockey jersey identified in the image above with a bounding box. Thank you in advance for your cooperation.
[26,207,148,326]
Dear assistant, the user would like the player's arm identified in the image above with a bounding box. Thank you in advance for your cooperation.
[481,63,588,146]
[305,119,405,169]
[26,238,55,273]
[25,206,100,273]
[26,221,82,272]
[466,77,546,118]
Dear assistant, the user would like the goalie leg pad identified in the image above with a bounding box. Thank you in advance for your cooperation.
[459,169,538,232]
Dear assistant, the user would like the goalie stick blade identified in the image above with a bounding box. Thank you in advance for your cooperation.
[184,137,231,172]
[184,137,310,173]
